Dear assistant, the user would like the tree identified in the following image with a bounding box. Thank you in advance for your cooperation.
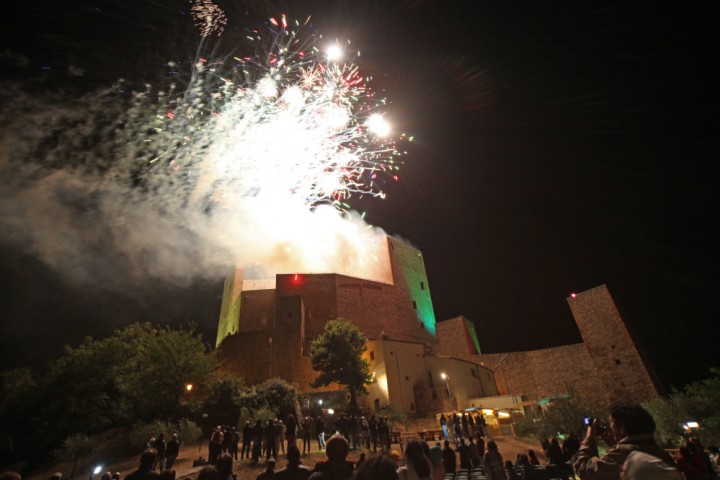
[644,367,720,447]
[0,323,216,466]
[309,318,373,411]
[203,374,255,428]
[256,378,299,417]
[53,433,94,478]
[513,398,604,441]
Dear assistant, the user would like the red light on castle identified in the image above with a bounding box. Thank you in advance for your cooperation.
[571,293,577,298]
[292,274,301,284]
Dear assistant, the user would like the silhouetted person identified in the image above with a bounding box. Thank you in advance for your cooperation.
[353,453,398,480]
[309,434,354,480]
[286,415,298,451]
[166,434,180,469]
[316,416,326,451]
[456,438,472,470]
[369,415,378,451]
[210,427,224,465]
[242,421,253,459]
[251,420,264,464]
[545,438,568,480]
[483,440,504,480]
[125,449,160,480]
[216,453,236,480]
[398,439,432,480]
[197,467,218,480]
[301,416,313,455]
[153,433,167,471]
[517,454,540,480]
[276,445,312,480]
[442,440,456,475]
[562,432,580,462]
[257,460,276,480]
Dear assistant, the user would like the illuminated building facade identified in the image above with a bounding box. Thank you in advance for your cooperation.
[217,238,660,414]
[216,237,498,414]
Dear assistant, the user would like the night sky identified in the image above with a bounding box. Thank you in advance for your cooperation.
[1,1,718,390]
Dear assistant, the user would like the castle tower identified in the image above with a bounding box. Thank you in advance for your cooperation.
[567,284,660,404]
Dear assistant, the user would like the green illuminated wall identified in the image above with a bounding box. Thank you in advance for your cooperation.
[463,317,482,354]
[216,268,243,347]
[389,239,437,337]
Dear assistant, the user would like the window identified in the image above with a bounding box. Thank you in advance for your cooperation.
[471,369,477,378]
[410,403,415,411]
[370,351,375,361]
[420,281,425,290]
[615,359,622,365]
[412,300,417,310]
[405,376,410,381]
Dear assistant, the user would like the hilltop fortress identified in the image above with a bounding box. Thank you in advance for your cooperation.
[216,237,660,415]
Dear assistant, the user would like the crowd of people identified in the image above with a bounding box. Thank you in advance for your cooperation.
[204,413,403,467]
[4,403,720,480]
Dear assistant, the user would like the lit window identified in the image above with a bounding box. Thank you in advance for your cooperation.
[370,351,375,361]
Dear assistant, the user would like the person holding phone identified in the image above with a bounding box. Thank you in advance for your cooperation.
[573,404,679,480]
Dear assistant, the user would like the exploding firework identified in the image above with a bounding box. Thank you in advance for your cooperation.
[190,0,227,37]
[150,12,405,216]
[0,8,409,287]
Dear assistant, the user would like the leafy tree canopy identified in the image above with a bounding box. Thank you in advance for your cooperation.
[645,367,720,447]
[309,318,372,410]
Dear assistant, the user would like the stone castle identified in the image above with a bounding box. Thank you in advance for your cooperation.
[216,236,661,414]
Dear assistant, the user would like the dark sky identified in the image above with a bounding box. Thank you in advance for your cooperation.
[1,1,718,390]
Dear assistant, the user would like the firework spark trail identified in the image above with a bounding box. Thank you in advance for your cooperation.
[0,9,409,288]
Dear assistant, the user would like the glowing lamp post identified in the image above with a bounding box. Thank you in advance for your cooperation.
[440,372,450,393]
[186,383,193,392]
[89,465,102,480]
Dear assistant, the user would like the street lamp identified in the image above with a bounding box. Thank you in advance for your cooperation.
[89,465,102,480]
[440,373,451,398]
[186,383,193,392]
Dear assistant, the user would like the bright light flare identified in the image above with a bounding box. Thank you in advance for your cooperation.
[326,44,343,62]
[367,114,391,137]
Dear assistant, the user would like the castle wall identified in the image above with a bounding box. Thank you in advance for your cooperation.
[568,285,660,403]
[435,285,661,407]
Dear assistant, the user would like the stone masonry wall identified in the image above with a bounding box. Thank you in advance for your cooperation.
[435,285,661,408]
[568,285,660,404]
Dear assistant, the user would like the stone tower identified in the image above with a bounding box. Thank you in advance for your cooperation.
[567,284,660,404]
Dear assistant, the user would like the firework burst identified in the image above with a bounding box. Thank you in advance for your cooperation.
[144,11,406,218]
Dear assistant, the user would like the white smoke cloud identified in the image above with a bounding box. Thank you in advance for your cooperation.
[0,78,395,290]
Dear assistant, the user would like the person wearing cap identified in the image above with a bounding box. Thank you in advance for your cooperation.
[573,403,679,480]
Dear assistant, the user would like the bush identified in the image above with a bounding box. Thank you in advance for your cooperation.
[129,419,203,449]
[514,398,604,443]
[238,406,277,429]
[128,420,175,449]
[53,433,94,477]
[177,419,203,445]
